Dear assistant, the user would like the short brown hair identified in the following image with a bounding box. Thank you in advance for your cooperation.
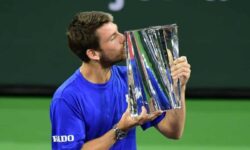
[67,11,113,62]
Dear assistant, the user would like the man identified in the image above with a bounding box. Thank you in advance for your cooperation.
[50,11,191,150]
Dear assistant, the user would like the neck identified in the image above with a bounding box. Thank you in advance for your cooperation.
[80,61,111,84]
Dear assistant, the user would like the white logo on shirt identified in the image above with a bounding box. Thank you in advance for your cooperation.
[52,135,74,142]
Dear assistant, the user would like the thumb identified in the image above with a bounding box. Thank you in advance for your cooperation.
[125,94,131,114]
[167,49,174,66]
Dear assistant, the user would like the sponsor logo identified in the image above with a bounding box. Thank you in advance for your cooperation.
[108,0,124,11]
[52,135,74,142]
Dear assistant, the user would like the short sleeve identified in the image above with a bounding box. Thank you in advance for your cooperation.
[50,98,85,150]
[141,112,166,130]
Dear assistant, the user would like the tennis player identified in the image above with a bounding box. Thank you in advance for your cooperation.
[50,11,191,150]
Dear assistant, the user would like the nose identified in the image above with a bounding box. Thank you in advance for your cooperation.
[119,32,125,43]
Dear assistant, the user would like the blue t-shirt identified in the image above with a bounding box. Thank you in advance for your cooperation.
[50,65,165,150]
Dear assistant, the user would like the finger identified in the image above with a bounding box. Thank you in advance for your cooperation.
[124,95,132,115]
[173,56,188,65]
[171,60,190,70]
[171,66,191,77]
[171,66,191,79]
[149,110,163,120]
[171,63,191,73]
[172,63,191,73]
[167,49,174,66]
[149,115,161,121]
[172,70,191,81]
[137,106,149,125]
[172,67,191,77]
[172,71,191,85]
[171,58,190,69]
[138,106,147,118]
[179,72,191,79]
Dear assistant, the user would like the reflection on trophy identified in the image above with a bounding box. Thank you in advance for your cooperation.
[125,24,181,116]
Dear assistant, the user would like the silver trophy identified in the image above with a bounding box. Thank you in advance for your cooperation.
[125,24,181,117]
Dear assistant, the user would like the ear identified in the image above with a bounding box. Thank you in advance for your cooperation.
[86,49,101,61]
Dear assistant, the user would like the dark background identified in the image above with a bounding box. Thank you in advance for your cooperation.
[1,0,250,97]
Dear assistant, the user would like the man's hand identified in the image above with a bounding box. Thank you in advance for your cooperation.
[117,104,162,132]
[167,49,191,88]
[170,56,191,87]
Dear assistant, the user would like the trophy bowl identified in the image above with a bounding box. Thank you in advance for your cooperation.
[125,24,181,117]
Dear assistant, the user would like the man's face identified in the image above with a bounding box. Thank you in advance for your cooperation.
[96,22,126,67]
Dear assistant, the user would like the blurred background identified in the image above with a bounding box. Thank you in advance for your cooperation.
[0,0,250,149]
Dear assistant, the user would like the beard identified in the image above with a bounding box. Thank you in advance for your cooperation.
[99,49,126,68]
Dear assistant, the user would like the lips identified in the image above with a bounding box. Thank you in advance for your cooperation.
[121,44,125,51]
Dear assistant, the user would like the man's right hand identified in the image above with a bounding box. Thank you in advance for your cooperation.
[116,104,163,132]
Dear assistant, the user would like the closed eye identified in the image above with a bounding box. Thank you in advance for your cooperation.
[110,33,118,41]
